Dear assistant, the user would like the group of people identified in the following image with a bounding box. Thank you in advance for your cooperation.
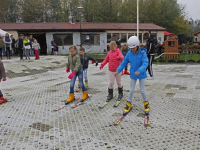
[0,34,155,116]
[17,34,40,60]
[0,33,40,60]
[65,34,155,115]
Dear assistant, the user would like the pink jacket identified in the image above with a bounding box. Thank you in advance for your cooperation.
[101,48,124,72]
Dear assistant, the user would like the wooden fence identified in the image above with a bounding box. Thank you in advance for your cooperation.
[140,45,200,54]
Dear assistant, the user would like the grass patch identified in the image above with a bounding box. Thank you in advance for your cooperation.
[60,54,106,58]
[154,54,200,63]
[89,54,106,58]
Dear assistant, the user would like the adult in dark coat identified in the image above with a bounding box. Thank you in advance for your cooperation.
[18,34,24,60]
[11,35,16,55]
[144,33,155,80]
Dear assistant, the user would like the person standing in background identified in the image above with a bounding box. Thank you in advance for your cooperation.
[0,35,3,59]
[23,36,31,60]
[3,33,12,59]
[157,41,163,56]
[29,35,35,56]
[51,38,55,55]
[32,39,40,60]
[144,33,155,80]
[18,34,24,60]
[10,35,16,55]
[116,37,121,49]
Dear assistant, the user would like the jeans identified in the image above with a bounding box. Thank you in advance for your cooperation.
[30,49,34,56]
[6,47,11,59]
[83,69,88,82]
[128,78,147,103]
[70,70,86,93]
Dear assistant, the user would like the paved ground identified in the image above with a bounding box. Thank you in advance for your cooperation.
[0,55,200,150]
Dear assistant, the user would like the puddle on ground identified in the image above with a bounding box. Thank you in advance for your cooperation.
[164,84,187,90]
[29,122,53,132]
[195,86,200,89]
[137,113,145,118]
[92,72,106,76]
[166,93,175,97]
[51,61,61,64]
[111,112,121,117]
[175,75,193,78]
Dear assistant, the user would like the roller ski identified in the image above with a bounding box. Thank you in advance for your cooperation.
[113,101,134,125]
[144,101,150,126]
[54,93,79,111]
[71,92,92,108]
[114,87,123,107]
[99,88,115,108]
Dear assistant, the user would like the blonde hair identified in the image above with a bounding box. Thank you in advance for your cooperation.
[109,41,117,47]
[69,45,78,54]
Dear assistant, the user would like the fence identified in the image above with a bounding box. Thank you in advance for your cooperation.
[140,45,200,54]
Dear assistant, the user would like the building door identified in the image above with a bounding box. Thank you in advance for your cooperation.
[33,33,47,55]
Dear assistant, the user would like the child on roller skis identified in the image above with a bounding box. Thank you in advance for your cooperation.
[78,47,98,90]
[115,36,149,116]
[0,60,7,104]
[65,45,88,104]
[100,41,124,102]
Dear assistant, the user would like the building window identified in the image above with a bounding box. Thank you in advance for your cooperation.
[135,33,142,43]
[81,34,100,46]
[112,33,120,42]
[150,33,157,39]
[128,33,134,39]
[107,33,111,43]
[53,34,73,46]
[121,33,127,43]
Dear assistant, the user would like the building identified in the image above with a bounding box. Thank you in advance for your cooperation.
[0,22,165,54]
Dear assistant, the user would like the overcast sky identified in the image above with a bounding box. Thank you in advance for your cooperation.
[177,0,200,20]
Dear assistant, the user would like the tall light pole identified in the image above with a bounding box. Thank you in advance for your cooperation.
[137,0,139,37]
[77,6,83,48]
[77,6,83,29]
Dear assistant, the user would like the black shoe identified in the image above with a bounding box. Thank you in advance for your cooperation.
[118,86,123,100]
[106,88,113,102]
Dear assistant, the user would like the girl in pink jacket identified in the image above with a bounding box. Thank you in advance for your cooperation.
[100,41,124,103]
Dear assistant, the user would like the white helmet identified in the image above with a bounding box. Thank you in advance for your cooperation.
[127,36,140,48]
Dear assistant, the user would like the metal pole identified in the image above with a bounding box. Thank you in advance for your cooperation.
[137,0,139,37]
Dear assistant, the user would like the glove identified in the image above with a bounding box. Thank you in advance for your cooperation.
[95,61,98,66]
[66,67,70,73]
[100,64,104,70]
[68,72,76,79]
[115,56,120,60]
[2,78,6,81]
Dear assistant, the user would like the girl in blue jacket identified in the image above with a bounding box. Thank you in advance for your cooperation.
[115,36,149,115]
